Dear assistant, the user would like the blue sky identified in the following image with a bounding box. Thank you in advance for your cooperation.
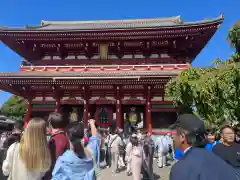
[0,0,239,105]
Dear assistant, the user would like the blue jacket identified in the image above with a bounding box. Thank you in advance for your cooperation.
[170,148,239,180]
[52,136,100,180]
[205,141,220,152]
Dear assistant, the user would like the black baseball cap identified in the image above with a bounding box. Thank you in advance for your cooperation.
[170,114,205,135]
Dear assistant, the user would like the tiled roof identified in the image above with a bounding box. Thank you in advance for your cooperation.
[0,70,180,78]
[0,15,224,31]
[38,16,183,30]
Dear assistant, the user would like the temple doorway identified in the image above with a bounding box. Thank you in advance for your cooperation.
[91,104,114,129]
[61,105,84,123]
[122,105,145,134]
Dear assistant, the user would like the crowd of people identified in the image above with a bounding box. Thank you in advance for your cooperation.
[0,112,240,180]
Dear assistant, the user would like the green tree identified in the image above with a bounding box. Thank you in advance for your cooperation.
[0,95,27,121]
[228,22,240,53]
[165,66,211,114]
[166,61,240,129]
[166,22,240,129]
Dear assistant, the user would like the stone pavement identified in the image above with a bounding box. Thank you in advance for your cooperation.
[99,159,172,180]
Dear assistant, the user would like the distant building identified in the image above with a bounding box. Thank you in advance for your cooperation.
[0,115,14,132]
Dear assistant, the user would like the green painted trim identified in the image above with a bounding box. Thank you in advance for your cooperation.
[32,104,56,109]
[151,104,175,109]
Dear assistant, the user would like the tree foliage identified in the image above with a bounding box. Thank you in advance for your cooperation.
[166,61,240,129]
[0,95,27,121]
[228,22,240,53]
[166,22,240,129]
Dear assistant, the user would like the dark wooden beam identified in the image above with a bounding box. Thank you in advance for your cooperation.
[1,38,39,61]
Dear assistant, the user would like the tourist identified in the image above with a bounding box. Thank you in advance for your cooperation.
[99,130,105,163]
[136,130,142,141]
[156,135,168,168]
[170,114,239,180]
[205,128,220,152]
[43,112,69,180]
[213,124,240,169]
[109,129,124,173]
[118,128,126,169]
[142,132,155,180]
[129,135,143,180]
[125,134,134,176]
[0,132,8,149]
[51,119,100,180]
[166,133,174,161]
[105,128,112,167]
[3,121,24,149]
[2,118,51,180]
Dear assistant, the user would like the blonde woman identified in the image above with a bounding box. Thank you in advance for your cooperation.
[2,118,51,180]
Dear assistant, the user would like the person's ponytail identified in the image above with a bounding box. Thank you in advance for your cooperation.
[67,122,86,159]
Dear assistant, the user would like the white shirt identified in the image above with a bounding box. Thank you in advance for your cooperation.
[2,143,47,180]
[183,146,192,154]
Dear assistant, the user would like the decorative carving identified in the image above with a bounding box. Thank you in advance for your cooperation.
[122,85,144,89]
[60,85,79,90]
[90,85,113,89]
[31,85,50,90]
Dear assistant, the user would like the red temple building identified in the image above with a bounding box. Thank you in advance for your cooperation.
[0,15,223,133]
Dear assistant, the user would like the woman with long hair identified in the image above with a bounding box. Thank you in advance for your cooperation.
[129,135,143,180]
[2,118,51,180]
[125,134,134,176]
[51,119,100,180]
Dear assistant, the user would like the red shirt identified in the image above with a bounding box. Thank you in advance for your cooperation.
[43,130,69,180]
[50,132,69,158]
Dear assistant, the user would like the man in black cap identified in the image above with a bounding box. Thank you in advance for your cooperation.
[170,114,239,180]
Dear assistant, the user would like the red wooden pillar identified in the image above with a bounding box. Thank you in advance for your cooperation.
[145,85,152,133]
[116,99,121,128]
[116,85,122,128]
[24,99,32,128]
[83,86,89,128]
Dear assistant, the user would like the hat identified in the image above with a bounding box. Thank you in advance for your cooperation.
[132,133,137,138]
[170,114,205,135]
[118,128,123,133]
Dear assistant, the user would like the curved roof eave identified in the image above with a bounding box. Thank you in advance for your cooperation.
[0,15,224,33]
